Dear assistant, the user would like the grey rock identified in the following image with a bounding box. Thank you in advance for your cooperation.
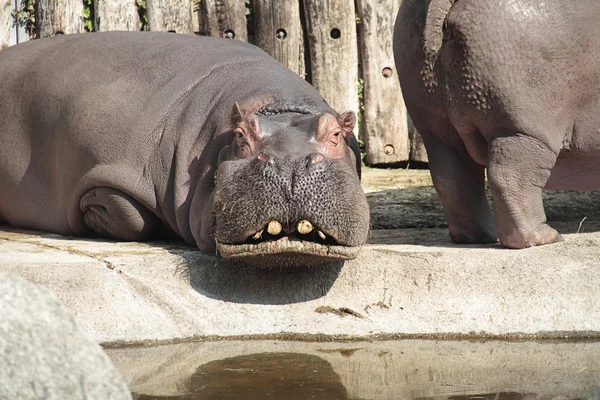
[0,271,131,400]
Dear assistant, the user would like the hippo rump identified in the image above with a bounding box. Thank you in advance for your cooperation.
[0,31,369,267]
[394,0,600,248]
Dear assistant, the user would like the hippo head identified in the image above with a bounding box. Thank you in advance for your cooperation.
[211,102,370,267]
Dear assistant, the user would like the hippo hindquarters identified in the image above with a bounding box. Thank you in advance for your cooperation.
[395,0,600,248]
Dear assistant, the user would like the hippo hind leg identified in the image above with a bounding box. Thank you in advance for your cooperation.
[420,130,498,244]
[80,187,160,241]
[487,134,563,249]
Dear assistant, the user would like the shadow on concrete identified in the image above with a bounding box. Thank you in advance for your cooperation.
[367,186,600,244]
[0,225,344,306]
[176,251,344,305]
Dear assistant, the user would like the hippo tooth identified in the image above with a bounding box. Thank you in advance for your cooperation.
[252,230,263,240]
[267,221,282,236]
[317,230,327,240]
[297,220,313,235]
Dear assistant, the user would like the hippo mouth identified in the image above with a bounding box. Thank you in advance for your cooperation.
[216,220,361,267]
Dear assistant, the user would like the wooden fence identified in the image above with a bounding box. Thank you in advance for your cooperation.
[0,0,427,166]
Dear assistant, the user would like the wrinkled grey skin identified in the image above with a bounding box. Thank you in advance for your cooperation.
[0,32,369,266]
[394,0,600,248]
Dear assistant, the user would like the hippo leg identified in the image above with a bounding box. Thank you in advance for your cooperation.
[80,187,160,241]
[422,132,498,244]
[487,135,563,249]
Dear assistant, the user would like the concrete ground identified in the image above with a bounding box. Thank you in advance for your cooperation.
[1,168,600,345]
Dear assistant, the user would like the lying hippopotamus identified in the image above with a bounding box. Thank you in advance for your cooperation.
[394,0,600,248]
[0,31,369,266]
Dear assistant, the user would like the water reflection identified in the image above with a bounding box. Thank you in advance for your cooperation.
[418,393,585,400]
[106,341,600,400]
[133,352,352,400]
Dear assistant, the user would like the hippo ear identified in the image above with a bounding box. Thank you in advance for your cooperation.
[232,102,244,126]
[340,111,356,133]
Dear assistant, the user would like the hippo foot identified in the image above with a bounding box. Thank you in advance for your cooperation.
[500,223,564,249]
[81,187,160,241]
[449,225,498,244]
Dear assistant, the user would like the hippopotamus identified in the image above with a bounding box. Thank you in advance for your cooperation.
[394,0,600,248]
[0,31,369,266]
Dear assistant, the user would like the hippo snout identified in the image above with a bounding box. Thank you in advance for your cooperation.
[212,152,369,267]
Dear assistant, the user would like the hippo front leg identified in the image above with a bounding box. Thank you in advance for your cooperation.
[487,135,563,248]
[80,187,161,241]
[422,132,498,244]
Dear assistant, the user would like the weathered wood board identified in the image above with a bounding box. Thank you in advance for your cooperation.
[93,0,139,32]
[147,0,194,34]
[357,0,408,165]
[303,0,359,133]
[36,0,84,38]
[254,0,304,77]
[0,0,11,49]
[199,0,247,41]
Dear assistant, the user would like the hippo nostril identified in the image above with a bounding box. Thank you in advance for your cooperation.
[257,152,270,162]
[308,153,324,165]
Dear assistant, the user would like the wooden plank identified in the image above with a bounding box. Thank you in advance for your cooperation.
[36,0,84,38]
[147,0,194,34]
[1,0,11,49]
[303,0,359,136]
[199,0,247,41]
[410,125,429,163]
[93,0,139,31]
[253,0,304,77]
[192,2,199,34]
[357,0,408,165]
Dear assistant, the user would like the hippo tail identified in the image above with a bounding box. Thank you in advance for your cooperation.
[423,0,456,69]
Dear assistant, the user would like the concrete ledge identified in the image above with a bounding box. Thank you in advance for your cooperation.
[1,225,599,345]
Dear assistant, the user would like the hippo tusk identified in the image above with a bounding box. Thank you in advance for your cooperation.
[297,220,313,235]
[317,230,327,240]
[252,229,263,240]
[267,221,282,236]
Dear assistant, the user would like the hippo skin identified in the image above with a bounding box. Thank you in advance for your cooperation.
[0,32,369,266]
[394,0,600,248]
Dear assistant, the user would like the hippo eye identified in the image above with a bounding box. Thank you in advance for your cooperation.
[330,130,342,145]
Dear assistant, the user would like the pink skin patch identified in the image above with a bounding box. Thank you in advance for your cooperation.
[257,152,270,162]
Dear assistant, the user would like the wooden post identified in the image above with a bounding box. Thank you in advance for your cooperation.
[357,0,408,165]
[254,0,304,78]
[303,0,359,136]
[36,0,84,38]
[410,125,429,163]
[0,0,11,49]
[147,0,194,34]
[93,0,139,32]
[199,0,247,41]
